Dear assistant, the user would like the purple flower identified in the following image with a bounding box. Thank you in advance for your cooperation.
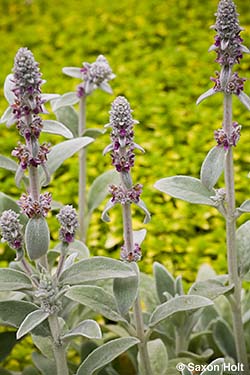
[63,55,115,97]
[120,243,142,262]
[210,0,246,67]
[12,141,50,170]
[104,96,142,174]
[18,192,52,218]
[81,55,115,95]
[57,205,78,244]
[214,121,241,149]
[109,184,143,205]
[211,71,246,95]
[0,210,23,250]
[12,48,46,125]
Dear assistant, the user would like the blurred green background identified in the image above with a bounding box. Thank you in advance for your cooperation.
[0,0,250,282]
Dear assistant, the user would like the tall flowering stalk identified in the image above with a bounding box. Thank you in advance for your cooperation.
[0,48,82,375]
[62,55,115,242]
[10,47,51,266]
[197,0,250,371]
[102,96,152,375]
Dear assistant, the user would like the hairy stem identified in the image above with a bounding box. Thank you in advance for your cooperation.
[78,96,87,242]
[175,327,188,355]
[223,94,249,373]
[29,165,40,201]
[134,291,153,375]
[48,314,69,375]
[56,243,68,279]
[21,258,39,287]
[122,203,152,375]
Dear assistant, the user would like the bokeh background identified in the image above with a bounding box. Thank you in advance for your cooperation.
[0,0,250,281]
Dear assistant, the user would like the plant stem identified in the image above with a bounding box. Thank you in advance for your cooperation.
[78,96,87,243]
[134,291,153,375]
[29,165,40,201]
[29,161,49,269]
[223,94,249,373]
[122,203,152,375]
[48,314,69,375]
[175,327,188,355]
[56,243,68,279]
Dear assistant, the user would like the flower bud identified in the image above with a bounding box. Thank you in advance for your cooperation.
[0,209,23,250]
[56,205,78,244]
[25,216,50,260]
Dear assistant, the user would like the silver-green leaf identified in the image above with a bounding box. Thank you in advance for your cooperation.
[87,170,120,214]
[76,337,140,375]
[155,176,216,206]
[238,91,250,110]
[0,301,50,337]
[237,200,250,215]
[236,220,250,280]
[40,137,93,184]
[55,105,79,137]
[200,358,224,375]
[4,74,15,105]
[200,146,225,190]
[0,155,18,172]
[59,256,135,285]
[212,319,237,360]
[188,278,234,300]
[0,269,32,291]
[65,285,125,322]
[62,319,102,341]
[42,120,73,139]
[196,88,217,105]
[17,310,49,339]
[32,352,57,375]
[154,262,175,302]
[149,295,213,328]
[52,92,79,111]
[113,263,139,316]
[138,339,168,375]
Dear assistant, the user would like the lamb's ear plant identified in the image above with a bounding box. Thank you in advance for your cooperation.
[0,48,137,375]
[51,55,118,243]
[73,96,217,375]
[155,0,250,372]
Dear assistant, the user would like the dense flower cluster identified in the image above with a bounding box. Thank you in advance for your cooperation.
[11,48,45,139]
[104,96,141,173]
[57,205,78,243]
[211,72,246,95]
[211,0,244,67]
[77,55,115,96]
[0,210,23,250]
[120,243,142,262]
[109,184,142,204]
[18,192,52,218]
[214,121,241,150]
[12,142,50,170]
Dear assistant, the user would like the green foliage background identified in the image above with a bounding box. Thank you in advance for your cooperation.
[0,0,250,281]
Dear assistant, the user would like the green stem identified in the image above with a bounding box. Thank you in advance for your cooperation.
[223,94,249,373]
[78,96,87,243]
[48,314,69,375]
